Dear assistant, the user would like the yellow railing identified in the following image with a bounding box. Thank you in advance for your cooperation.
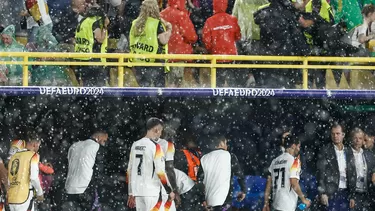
[2,52,375,88]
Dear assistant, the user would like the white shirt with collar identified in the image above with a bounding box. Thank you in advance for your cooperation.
[351,147,367,192]
[334,144,347,189]
[65,139,100,194]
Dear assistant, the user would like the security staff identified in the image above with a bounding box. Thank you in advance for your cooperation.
[74,5,109,86]
[129,0,172,87]
[175,134,201,182]
[7,135,44,211]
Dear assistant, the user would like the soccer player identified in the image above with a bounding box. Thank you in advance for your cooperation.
[127,118,175,211]
[65,131,109,210]
[197,135,246,210]
[263,134,311,211]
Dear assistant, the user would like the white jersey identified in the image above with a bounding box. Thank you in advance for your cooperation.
[174,168,195,194]
[128,138,170,197]
[200,149,231,207]
[156,138,175,162]
[269,153,301,211]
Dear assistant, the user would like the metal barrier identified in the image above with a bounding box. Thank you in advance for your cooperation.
[1,52,375,88]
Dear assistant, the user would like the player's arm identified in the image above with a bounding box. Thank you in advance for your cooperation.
[154,144,173,194]
[263,175,272,211]
[290,157,310,207]
[290,178,309,204]
[127,145,136,208]
[196,164,206,204]
[165,142,178,193]
[30,153,44,201]
[231,153,246,201]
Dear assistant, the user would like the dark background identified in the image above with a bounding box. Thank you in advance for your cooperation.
[1,96,375,210]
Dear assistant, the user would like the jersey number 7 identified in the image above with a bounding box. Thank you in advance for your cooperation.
[273,167,285,189]
[136,154,143,176]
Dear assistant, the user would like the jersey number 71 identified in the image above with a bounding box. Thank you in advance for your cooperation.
[273,167,285,189]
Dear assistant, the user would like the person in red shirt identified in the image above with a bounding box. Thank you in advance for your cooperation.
[160,0,198,87]
[202,0,242,87]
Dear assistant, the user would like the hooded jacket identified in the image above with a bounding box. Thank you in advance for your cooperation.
[160,0,198,56]
[202,0,241,57]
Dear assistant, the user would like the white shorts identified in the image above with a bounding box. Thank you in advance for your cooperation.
[9,190,34,211]
[162,194,176,211]
[135,196,162,211]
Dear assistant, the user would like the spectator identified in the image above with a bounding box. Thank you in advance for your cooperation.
[129,0,172,87]
[121,0,142,39]
[74,5,110,86]
[352,4,375,49]
[317,123,356,211]
[160,0,198,87]
[7,135,44,211]
[364,132,375,153]
[232,0,268,54]
[22,0,54,44]
[64,131,109,211]
[19,9,39,43]
[254,0,310,88]
[303,0,334,89]
[0,25,28,86]
[196,135,246,210]
[202,0,242,87]
[31,25,71,86]
[53,0,88,47]
[347,128,375,211]
[330,0,362,32]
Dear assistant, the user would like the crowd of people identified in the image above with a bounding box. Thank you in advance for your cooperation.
[0,0,374,88]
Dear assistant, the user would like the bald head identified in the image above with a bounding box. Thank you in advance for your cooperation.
[91,131,108,146]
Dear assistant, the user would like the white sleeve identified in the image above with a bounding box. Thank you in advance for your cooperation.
[30,153,43,196]
[127,145,134,195]
[289,157,301,180]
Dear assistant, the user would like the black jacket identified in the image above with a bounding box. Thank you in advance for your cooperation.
[346,148,375,192]
[317,143,356,198]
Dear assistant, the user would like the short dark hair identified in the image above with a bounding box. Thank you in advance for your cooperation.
[27,133,42,144]
[362,4,375,16]
[283,134,300,149]
[146,117,164,131]
[331,122,345,133]
[207,135,226,150]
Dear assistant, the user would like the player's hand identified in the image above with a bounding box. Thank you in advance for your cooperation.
[127,195,136,208]
[350,199,355,208]
[36,194,44,202]
[174,191,181,207]
[302,198,311,208]
[262,203,270,211]
[202,201,210,211]
[321,194,329,206]
[237,192,246,202]
[168,191,175,201]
